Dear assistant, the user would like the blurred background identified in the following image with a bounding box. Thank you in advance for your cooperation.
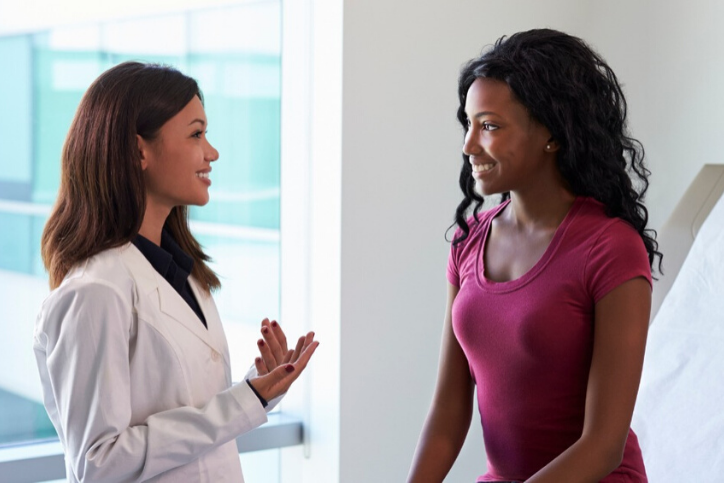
[0,0,283,479]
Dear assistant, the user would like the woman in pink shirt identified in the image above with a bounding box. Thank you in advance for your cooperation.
[409,29,661,483]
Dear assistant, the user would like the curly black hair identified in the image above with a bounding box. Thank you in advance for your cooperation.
[453,28,662,273]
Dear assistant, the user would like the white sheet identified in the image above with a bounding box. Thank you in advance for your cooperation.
[632,194,724,481]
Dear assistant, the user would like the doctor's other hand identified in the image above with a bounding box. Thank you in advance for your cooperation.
[254,318,301,375]
[249,331,319,402]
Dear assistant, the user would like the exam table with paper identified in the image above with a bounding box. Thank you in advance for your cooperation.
[632,163,724,481]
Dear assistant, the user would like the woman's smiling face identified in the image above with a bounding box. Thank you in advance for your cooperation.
[462,77,555,196]
[140,95,219,211]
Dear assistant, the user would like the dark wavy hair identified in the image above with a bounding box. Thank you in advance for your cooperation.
[453,29,662,273]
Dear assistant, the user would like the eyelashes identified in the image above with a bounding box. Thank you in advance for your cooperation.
[464,119,499,132]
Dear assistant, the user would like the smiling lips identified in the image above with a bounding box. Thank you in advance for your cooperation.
[472,163,495,173]
[471,163,496,179]
[196,170,211,185]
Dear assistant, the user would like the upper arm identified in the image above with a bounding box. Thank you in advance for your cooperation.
[431,283,474,411]
[582,276,651,456]
[41,282,136,478]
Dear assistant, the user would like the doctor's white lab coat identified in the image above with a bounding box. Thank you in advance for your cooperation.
[33,243,279,482]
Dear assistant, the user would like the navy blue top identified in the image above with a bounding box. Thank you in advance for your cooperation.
[132,231,268,407]
[133,230,207,328]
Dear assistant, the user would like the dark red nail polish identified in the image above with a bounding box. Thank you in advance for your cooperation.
[258,340,265,347]
[285,365,295,373]
[271,321,278,328]
[262,327,269,334]
[255,357,261,363]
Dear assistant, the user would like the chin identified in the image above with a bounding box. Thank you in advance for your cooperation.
[183,196,210,207]
[196,191,211,206]
[476,182,502,197]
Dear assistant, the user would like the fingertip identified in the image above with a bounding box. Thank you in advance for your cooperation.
[285,364,295,373]
[271,320,279,328]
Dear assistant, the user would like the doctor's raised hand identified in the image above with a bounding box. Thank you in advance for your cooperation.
[250,318,318,401]
[33,61,318,483]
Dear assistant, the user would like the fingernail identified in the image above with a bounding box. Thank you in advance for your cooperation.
[262,327,269,334]
[258,340,265,347]
[271,321,278,328]
[285,365,295,373]
[255,357,261,363]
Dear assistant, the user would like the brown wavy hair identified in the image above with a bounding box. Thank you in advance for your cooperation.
[41,61,220,291]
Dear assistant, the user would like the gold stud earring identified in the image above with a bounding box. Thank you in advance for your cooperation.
[545,144,551,150]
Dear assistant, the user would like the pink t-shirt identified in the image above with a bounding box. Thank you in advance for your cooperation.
[447,196,651,483]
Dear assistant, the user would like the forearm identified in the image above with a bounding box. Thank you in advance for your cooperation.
[525,436,621,483]
[66,380,268,481]
[408,404,471,483]
[409,283,471,482]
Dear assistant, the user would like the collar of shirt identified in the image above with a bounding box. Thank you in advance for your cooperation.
[132,230,195,293]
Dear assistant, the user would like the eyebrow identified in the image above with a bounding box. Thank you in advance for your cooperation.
[188,119,207,126]
[471,111,500,119]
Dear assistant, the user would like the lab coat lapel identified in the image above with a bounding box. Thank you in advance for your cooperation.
[122,243,222,354]
[156,280,222,353]
[188,278,230,366]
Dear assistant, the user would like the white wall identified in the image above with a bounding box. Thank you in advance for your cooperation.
[584,0,724,231]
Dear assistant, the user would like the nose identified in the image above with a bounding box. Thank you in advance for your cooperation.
[205,140,219,163]
[462,129,481,157]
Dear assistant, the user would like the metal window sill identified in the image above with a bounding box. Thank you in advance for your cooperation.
[0,413,302,483]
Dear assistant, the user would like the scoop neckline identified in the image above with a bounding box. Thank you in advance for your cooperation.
[475,196,584,293]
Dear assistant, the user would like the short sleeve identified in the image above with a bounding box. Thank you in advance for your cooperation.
[447,227,464,287]
[584,219,652,303]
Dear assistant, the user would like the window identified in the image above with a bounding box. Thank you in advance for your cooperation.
[0,1,302,481]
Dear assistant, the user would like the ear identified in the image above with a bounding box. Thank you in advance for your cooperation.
[137,134,150,171]
[544,137,560,153]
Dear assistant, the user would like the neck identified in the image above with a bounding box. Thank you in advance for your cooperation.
[507,190,575,227]
[139,198,171,246]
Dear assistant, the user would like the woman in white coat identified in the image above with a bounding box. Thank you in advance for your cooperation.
[33,61,318,482]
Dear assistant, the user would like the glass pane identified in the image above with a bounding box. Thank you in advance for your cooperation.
[239,448,281,483]
[0,0,281,449]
